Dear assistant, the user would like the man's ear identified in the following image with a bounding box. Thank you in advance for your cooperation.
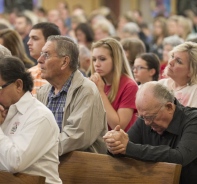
[86,58,90,65]
[61,56,70,70]
[165,102,174,113]
[15,79,23,92]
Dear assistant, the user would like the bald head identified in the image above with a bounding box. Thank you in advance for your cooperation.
[136,82,174,110]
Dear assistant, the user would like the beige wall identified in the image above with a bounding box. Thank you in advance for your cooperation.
[42,0,177,20]
[42,0,102,16]
[120,0,139,14]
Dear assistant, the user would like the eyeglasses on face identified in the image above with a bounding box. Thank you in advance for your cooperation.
[40,52,50,60]
[40,52,66,60]
[132,66,149,71]
[0,81,14,90]
[136,104,164,124]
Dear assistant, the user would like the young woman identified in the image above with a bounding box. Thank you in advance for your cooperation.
[90,37,138,132]
[133,53,160,85]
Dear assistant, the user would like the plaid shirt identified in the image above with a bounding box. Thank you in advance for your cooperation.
[47,73,74,132]
[28,64,48,96]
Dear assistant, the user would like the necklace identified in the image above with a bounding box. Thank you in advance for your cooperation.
[171,82,188,92]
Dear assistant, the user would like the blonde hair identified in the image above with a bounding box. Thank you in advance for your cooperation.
[165,41,197,84]
[92,19,115,37]
[177,16,192,40]
[91,37,133,102]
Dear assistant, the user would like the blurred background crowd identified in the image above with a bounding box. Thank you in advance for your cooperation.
[0,0,196,76]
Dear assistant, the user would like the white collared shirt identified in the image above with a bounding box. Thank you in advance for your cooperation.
[0,91,62,184]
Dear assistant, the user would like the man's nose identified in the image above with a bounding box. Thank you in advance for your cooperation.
[37,55,43,63]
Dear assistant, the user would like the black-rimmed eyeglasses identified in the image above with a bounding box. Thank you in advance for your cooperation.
[0,81,14,90]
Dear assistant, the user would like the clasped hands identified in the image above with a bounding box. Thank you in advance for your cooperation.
[103,125,129,155]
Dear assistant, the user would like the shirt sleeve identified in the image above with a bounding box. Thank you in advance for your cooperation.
[126,118,197,166]
[0,116,58,173]
[112,81,138,110]
[118,82,138,109]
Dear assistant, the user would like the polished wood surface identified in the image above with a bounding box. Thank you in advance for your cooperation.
[59,151,182,184]
[0,171,45,184]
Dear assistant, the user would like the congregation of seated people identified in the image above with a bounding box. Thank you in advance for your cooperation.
[0,1,197,183]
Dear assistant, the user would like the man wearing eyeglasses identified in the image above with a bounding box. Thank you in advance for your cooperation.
[0,56,62,183]
[103,81,197,184]
[36,35,107,155]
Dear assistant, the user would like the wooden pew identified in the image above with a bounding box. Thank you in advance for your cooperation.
[0,171,45,184]
[59,151,182,184]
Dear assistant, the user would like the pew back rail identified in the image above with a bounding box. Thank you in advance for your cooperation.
[59,151,182,184]
[0,171,45,184]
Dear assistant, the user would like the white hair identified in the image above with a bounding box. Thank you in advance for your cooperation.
[122,22,140,35]
[0,44,12,57]
[163,35,184,47]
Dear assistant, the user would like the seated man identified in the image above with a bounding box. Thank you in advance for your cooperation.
[0,56,61,184]
[104,81,197,184]
[36,35,107,155]
[28,22,61,96]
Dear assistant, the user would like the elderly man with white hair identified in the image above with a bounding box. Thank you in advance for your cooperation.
[104,81,197,184]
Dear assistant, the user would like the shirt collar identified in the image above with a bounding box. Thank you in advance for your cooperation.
[49,72,74,98]
[9,91,33,115]
[165,98,184,135]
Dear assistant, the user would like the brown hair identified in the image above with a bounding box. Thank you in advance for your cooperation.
[0,29,34,68]
[121,38,146,67]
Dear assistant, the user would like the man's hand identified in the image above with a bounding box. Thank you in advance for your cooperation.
[0,105,7,125]
[103,125,129,155]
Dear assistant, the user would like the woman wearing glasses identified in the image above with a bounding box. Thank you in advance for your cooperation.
[132,53,160,86]
[89,37,138,132]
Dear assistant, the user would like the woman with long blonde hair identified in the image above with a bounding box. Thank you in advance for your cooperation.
[90,37,138,131]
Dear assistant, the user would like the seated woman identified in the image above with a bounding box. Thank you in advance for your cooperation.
[160,35,183,79]
[75,22,94,50]
[120,37,146,69]
[90,37,138,132]
[159,41,197,107]
[0,29,34,69]
[133,53,160,86]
